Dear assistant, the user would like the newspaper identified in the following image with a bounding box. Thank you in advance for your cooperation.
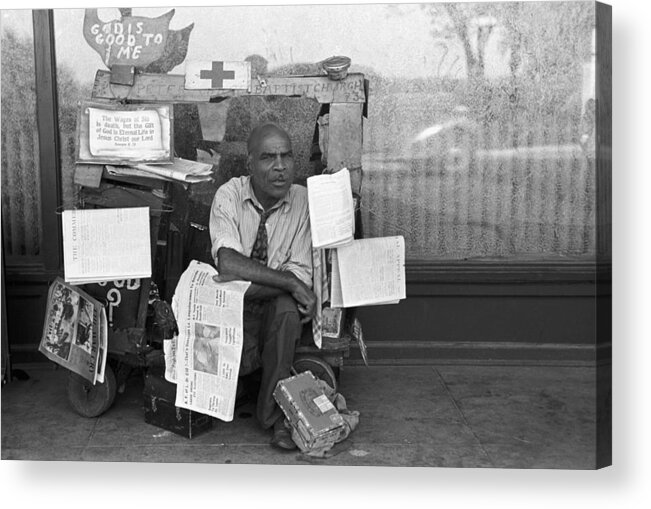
[62,207,151,284]
[331,236,406,308]
[39,278,107,383]
[133,157,215,183]
[307,168,355,249]
[170,260,250,421]
[105,165,177,182]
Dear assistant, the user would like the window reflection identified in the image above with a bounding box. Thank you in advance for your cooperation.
[50,3,596,262]
[1,10,43,260]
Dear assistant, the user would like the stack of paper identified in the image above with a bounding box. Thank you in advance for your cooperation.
[62,207,152,284]
[106,157,215,184]
[307,168,355,249]
[135,157,214,183]
[330,236,406,308]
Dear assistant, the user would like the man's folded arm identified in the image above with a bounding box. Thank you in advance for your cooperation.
[217,247,316,322]
[216,247,298,291]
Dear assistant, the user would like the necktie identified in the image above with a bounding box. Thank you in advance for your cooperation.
[250,206,275,265]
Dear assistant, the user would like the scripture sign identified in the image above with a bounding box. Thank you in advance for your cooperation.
[77,102,173,164]
[83,8,173,67]
[88,108,164,155]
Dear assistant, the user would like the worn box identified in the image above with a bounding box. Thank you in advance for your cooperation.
[143,371,213,439]
[273,371,345,451]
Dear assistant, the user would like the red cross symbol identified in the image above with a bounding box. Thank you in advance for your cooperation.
[199,61,235,88]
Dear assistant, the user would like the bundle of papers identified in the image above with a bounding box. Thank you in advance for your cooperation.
[306,168,405,308]
[62,207,151,284]
[135,157,213,183]
[39,278,108,384]
[106,157,214,184]
[330,236,406,308]
[307,168,355,249]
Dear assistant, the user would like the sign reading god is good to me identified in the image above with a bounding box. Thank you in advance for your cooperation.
[83,8,173,67]
[77,102,173,164]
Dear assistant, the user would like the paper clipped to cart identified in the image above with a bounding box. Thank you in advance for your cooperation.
[330,236,406,308]
[307,168,355,249]
[38,278,108,384]
[61,207,151,284]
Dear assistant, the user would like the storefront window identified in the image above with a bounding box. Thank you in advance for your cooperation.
[1,10,42,261]
[51,3,596,262]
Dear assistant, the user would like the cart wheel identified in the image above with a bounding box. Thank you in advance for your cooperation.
[292,355,338,393]
[66,364,117,418]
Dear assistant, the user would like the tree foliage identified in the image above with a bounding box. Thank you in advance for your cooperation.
[421,2,593,127]
[2,27,90,208]
[423,2,592,83]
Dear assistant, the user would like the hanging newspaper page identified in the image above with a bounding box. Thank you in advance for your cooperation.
[332,236,406,308]
[39,278,106,383]
[307,168,355,249]
[172,260,250,421]
[62,207,151,284]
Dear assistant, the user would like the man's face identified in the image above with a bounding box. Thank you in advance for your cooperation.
[248,131,295,210]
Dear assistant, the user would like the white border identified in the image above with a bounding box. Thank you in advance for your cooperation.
[2,0,650,507]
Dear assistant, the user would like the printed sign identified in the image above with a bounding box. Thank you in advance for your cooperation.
[88,108,164,155]
[83,8,173,67]
[184,61,251,90]
[77,102,173,164]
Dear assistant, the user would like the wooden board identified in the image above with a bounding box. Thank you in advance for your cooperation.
[74,164,104,188]
[92,70,366,104]
[326,102,363,194]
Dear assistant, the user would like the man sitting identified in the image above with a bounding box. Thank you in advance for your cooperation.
[209,123,316,450]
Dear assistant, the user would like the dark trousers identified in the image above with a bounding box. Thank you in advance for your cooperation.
[240,294,301,429]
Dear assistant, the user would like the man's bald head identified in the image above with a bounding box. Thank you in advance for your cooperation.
[247,123,291,155]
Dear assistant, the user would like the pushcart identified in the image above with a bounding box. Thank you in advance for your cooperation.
[65,67,366,418]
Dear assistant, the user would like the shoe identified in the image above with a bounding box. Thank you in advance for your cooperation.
[270,420,297,451]
[234,381,250,408]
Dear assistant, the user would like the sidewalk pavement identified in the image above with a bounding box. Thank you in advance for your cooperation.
[1,362,600,468]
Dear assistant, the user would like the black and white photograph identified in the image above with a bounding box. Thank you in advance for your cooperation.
[1,0,647,506]
[193,322,221,375]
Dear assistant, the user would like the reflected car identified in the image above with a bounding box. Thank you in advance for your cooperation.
[408,116,588,175]
[409,117,480,173]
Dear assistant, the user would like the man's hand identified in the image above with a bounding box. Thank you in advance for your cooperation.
[289,277,317,324]
[215,248,317,323]
[212,273,241,284]
[213,269,315,323]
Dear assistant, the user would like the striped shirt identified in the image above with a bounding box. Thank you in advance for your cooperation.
[209,176,313,288]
